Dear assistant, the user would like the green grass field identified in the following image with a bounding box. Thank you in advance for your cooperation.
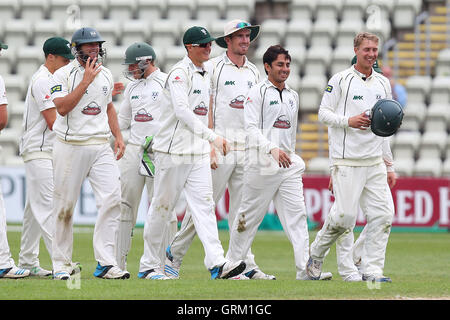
[1,226,449,301]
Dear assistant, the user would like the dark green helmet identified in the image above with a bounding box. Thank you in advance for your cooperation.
[370,99,404,137]
[123,42,156,65]
[123,42,156,80]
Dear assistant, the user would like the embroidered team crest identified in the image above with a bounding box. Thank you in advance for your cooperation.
[151,91,159,101]
[229,95,245,109]
[248,81,253,89]
[134,108,153,122]
[273,115,291,129]
[82,102,101,115]
[376,94,382,100]
[102,86,108,96]
[193,101,208,116]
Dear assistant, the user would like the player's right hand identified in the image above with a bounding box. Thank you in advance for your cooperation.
[210,147,218,170]
[82,57,102,85]
[270,148,292,168]
[348,112,371,130]
[213,136,230,156]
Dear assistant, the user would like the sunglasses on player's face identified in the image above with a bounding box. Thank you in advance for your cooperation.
[191,42,212,48]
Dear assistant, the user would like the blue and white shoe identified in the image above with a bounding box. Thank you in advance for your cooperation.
[0,266,30,279]
[53,270,71,280]
[210,260,246,280]
[164,246,180,279]
[93,263,130,279]
[245,269,276,280]
[138,269,170,280]
[362,274,392,283]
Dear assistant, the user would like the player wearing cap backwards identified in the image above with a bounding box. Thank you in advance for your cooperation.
[115,42,178,273]
[164,19,276,280]
[0,41,30,279]
[17,37,74,277]
[305,32,395,283]
[49,27,129,280]
[138,26,245,280]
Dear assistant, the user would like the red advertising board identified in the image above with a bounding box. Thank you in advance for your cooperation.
[216,176,450,229]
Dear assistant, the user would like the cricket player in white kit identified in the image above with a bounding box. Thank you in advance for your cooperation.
[115,42,177,272]
[164,20,275,280]
[49,27,129,280]
[18,37,74,277]
[306,32,395,283]
[226,45,313,280]
[0,41,30,279]
[138,26,245,280]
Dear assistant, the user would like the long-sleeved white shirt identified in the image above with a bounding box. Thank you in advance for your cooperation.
[319,66,394,165]
[118,69,167,146]
[244,79,299,155]
[19,65,56,161]
[152,55,217,155]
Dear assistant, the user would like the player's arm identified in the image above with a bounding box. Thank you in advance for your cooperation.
[117,85,132,131]
[107,102,125,160]
[34,78,57,130]
[382,137,397,188]
[41,109,56,130]
[169,70,228,154]
[53,57,102,116]
[0,104,7,130]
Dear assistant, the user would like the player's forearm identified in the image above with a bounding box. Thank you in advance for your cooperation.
[107,103,123,141]
[54,80,90,116]
[318,105,349,128]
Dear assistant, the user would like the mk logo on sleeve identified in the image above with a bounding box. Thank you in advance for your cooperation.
[50,85,62,94]
[353,95,363,100]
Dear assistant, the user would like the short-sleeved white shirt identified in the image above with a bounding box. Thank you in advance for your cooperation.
[19,65,56,160]
[50,59,114,142]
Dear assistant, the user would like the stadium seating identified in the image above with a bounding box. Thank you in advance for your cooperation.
[0,0,447,177]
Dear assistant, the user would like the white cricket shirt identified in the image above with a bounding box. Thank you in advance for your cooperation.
[118,69,167,146]
[208,52,260,147]
[19,65,56,161]
[152,55,217,155]
[245,79,299,154]
[50,59,114,143]
[319,66,393,162]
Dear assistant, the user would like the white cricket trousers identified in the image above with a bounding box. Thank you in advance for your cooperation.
[0,182,15,269]
[139,152,227,272]
[226,154,310,278]
[169,150,258,270]
[19,158,54,268]
[51,140,121,272]
[116,144,177,270]
[310,163,394,276]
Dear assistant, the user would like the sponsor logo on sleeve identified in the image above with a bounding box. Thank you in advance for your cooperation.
[325,85,333,93]
[50,85,62,94]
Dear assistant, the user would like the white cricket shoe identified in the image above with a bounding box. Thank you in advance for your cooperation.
[138,269,171,280]
[53,270,71,280]
[362,274,392,283]
[319,271,333,280]
[26,266,52,277]
[210,260,246,279]
[164,245,181,279]
[0,266,30,279]
[245,269,276,280]
[93,263,130,279]
[343,273,363,282]
[297,270,332,280]
[305,257,322,280]
[230,273,250,280]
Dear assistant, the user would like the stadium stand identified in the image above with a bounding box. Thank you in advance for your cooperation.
[0,0,448,178]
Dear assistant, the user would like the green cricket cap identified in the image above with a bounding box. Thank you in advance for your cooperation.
[183,26,215,45]
[43,37,75,59]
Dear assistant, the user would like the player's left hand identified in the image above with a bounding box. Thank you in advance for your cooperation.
[114,138,126,160]
[112,82,125,96]
[387,171,397,189]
